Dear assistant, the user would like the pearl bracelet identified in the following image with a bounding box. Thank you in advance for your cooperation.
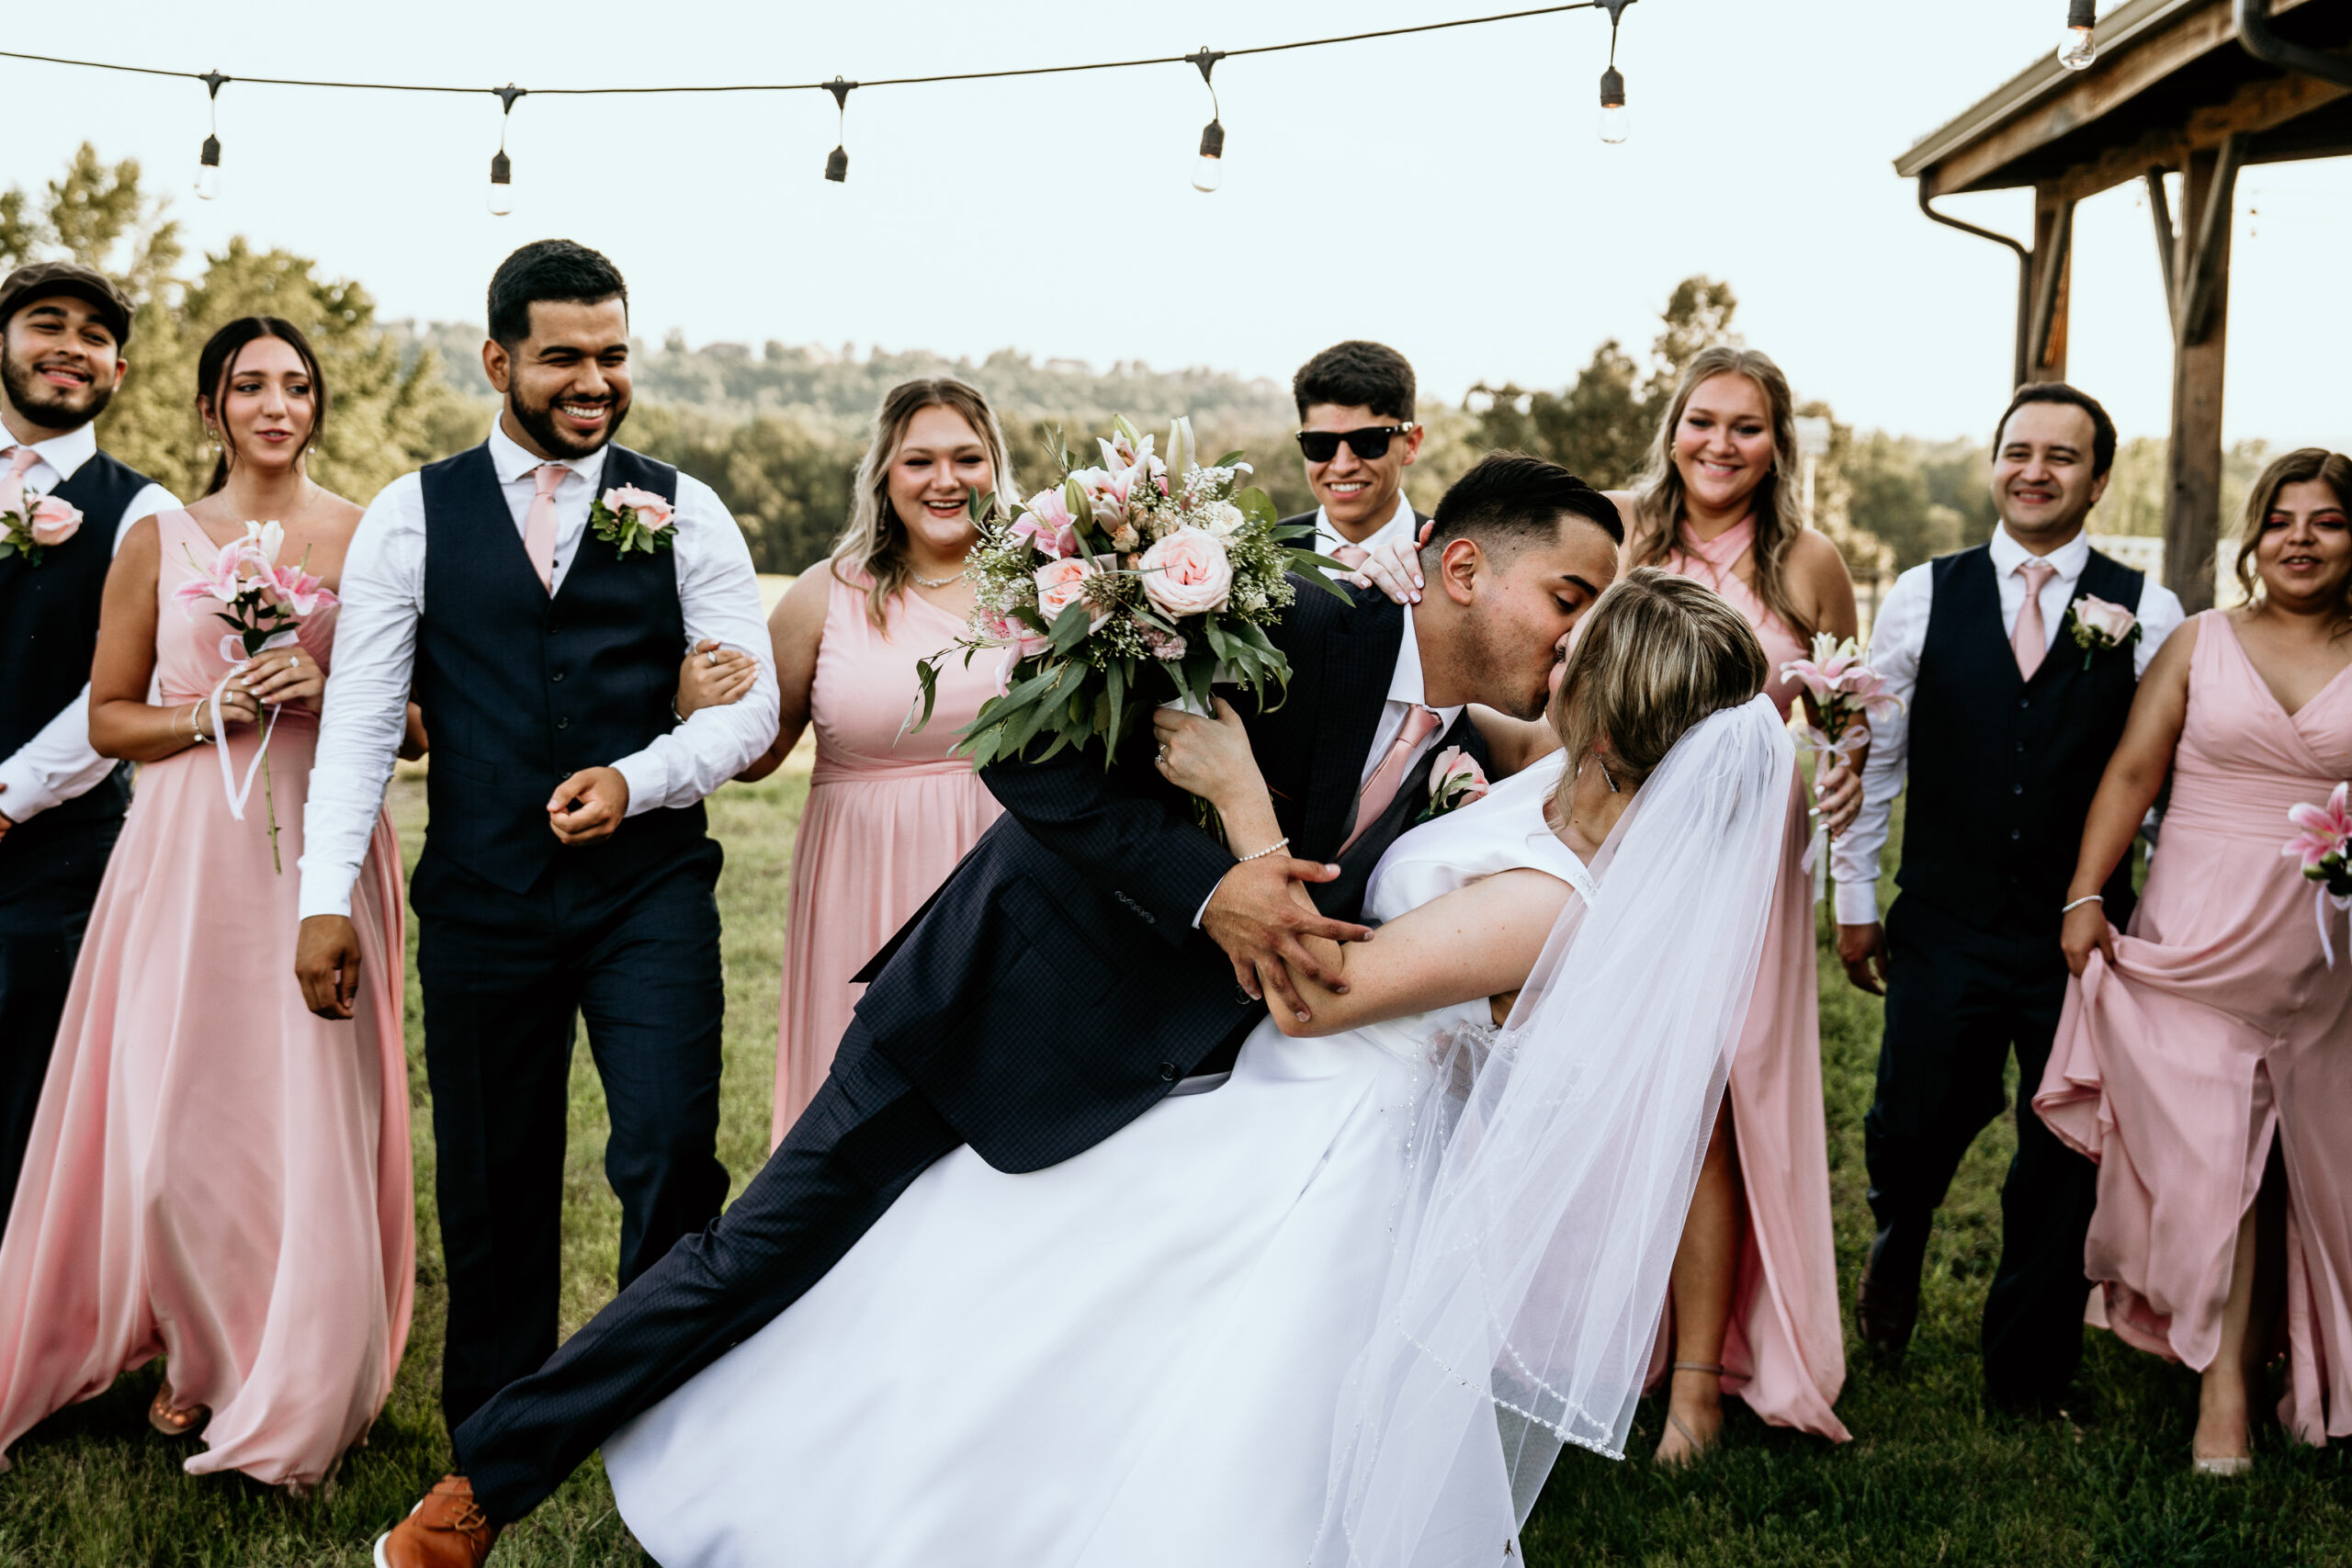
[1235,836,1291,864]
[2061,894,2102,914]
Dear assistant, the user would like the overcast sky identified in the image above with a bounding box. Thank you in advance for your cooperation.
[6,0,2346,446]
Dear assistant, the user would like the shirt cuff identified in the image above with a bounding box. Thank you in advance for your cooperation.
[611,750,663,818]
[297,867,361,922]
[1833,877,1882,927]
[0,761,63,823]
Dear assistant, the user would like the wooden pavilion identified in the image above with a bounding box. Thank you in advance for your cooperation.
[1894,0,2352,609]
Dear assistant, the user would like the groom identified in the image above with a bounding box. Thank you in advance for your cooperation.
[297,241,778,1443]
[376,452,1623,1564]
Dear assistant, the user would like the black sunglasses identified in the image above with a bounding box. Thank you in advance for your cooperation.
[1294,423,1417,463]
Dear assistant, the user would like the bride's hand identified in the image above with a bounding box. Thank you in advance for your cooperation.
[1151,698,1267,814]
[1341,520,1434,605]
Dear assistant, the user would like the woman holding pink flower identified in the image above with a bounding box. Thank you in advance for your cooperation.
[1595,345,1860,1457]
[2035,449,2352,1471]
[677,378,1015,1142]
[0,317,411,1493]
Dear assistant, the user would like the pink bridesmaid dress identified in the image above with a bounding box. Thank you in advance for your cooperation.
[1653,517,1850,1441]
[2035,610,2352,1444]
[772,568,1002,1142]
[0,511,412,1490]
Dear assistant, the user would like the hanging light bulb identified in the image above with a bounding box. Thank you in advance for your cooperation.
[2057,0,2098,69]
[823,78,856,184]
[1598,66,1629,144]
[1192,119,1226,193]
[487,83,525,216]
[194,71,227,200]
[487,150,515,216]
[1183,48,1228,194]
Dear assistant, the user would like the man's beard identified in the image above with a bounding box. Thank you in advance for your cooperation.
[508,384,628,459]
[0,344,112,433]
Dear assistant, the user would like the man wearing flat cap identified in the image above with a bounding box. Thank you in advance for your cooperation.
[0,262,178,1236]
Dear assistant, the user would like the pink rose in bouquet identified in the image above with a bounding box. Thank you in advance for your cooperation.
[1138,526,1232,617]
[1035,555,1101,624]
[27,494,82,547]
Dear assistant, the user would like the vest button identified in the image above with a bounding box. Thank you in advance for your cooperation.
[2012,783,2024,795]
[556,716,571,730]
[550,671,565,682]
[2009,829,2021,841]
[2016,740,2026,753]
[1159,1062,1180,1082]
[2018,697,2031,709]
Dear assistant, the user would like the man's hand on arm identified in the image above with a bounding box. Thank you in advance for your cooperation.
[296,915,364,1020]
[548,766,631,845]
[1199,855,1370,1025]
[1838,921,1889,997]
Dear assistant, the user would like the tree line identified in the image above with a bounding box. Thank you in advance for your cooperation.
[6,146,2263,583]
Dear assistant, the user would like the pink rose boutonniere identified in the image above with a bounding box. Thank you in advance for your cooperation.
[591,484,676,558]
[1418,746,1489,824]
[2284,781,2352,967]
[0,488,85,565]
[2066,594,2140,671]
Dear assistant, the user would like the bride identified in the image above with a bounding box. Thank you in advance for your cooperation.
[605,569,1797,1566]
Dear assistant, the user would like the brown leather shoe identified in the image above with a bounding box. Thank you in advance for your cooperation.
[373,1475,501,1568]
[1856,1220,1927,1354]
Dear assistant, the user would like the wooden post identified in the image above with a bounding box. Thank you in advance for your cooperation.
[2163,137,2243,614]
[2026,184,2075,382]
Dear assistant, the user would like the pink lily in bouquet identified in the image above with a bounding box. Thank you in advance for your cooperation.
[1780,632,1903,886]
[175,520,339,872]
[2284,782,2352,967]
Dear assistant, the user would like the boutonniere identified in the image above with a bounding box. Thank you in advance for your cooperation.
[590,484,676,558]
[0,487,85,565]
[1417,746,1489,824]
[2065,594,2140,671]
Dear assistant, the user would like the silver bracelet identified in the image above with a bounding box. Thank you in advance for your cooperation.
[1235,836,1291,864]
[188,699,217,745]
[2061,894,2103,914]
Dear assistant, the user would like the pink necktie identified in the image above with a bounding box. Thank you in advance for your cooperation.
[1344,704,1442,852]
[0,446,40,520]
[525,462,567,593]
[2012,559,2058,680]
[1330,543,1370,570]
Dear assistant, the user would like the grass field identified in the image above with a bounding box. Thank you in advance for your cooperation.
[0,771,2345,1566]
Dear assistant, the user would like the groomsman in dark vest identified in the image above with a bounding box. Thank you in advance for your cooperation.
[1282,341,1430,572]
[295,241,778,1435]
[0,264,178,1235]
[1832,382,2183,1409]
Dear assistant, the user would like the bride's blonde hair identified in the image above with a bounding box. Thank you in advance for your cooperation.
[1549,567,1769,818]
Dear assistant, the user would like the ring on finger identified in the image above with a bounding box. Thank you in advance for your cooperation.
[707,649,719,666]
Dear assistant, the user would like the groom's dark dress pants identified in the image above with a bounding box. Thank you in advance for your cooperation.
[415,840,731,1432]
[1864,893,2100,1405]
[0,813,120,1240]
[456,1019,958,1521]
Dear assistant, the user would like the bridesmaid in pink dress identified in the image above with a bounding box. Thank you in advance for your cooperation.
[2038,449,2352,1473]
[680,380,1013,1143]
[0,319,410,1491]
[1605,346,1860,1455]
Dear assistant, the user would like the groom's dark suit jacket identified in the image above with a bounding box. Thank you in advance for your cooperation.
[851,574,1486,1174]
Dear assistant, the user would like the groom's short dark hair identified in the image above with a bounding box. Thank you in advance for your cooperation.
[489,240,628,349]
[1423,452,1623,567]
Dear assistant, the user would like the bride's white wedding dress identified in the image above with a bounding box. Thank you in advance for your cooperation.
[604,754,1592,1568]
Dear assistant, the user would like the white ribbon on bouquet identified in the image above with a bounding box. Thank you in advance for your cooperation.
[1790,719,1867,902]
[208,627,298,821]
[2317,886,2351,970]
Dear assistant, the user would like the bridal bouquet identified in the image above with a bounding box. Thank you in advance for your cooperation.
[913,415,1340,771]
[0,486,82,565]
[175,520,339,872]
[1780,632,1902,773]
[2285,782,2352,967]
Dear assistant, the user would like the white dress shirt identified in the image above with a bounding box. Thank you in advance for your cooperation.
[1193,601,1461,925]
[298,421,780,919]
[1312,491,1419,570]
[1830,523,2186,926]
[0,423,180,822]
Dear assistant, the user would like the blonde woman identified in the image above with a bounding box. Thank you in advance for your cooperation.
[1602,346,1860,1458]
[680,379,1014,1142]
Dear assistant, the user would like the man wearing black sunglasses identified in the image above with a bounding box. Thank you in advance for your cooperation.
[1285,341,1428,569]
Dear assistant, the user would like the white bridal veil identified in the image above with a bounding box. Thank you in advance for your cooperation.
[1313,693,1795,1566]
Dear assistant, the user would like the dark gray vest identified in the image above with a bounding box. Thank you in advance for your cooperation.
[413,442,707,897]
[1898,543,2144,931]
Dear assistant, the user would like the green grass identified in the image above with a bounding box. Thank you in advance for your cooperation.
[1,778,2345,1565]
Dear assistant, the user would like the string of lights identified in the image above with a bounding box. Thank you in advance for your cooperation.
[0,0,1640,211]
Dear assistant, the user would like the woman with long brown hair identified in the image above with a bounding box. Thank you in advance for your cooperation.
[680,378,1016,1141]
[1601,345,1859,1459]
